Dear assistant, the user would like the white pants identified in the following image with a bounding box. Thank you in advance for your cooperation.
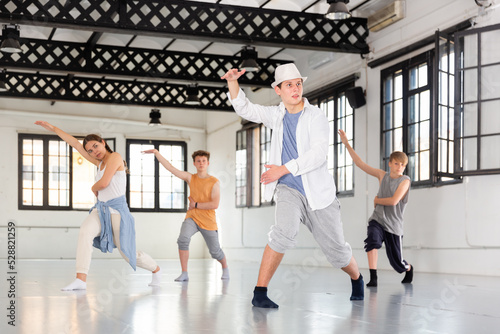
[76,209,157,275]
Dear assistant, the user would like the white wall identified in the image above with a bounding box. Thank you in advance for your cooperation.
[0,103,212,262]
[209,0,500,276]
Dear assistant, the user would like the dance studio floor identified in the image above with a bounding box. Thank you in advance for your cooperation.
[1,259,499,334]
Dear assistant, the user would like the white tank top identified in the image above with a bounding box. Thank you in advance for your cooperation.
[96,162,126,211]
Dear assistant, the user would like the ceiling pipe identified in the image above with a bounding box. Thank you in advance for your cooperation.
[0,109,206,133]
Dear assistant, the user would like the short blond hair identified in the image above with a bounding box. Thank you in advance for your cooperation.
[389,151,408,165]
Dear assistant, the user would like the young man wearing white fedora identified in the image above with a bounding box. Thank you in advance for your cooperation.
[221,63,364,308]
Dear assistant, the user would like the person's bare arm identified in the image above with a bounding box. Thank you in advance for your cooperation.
[188,181,220,210]
[374,179,410,206]
[338,129,385,181]
[35,121,99,166]
[91,152,123,196]
[142,149,191,183]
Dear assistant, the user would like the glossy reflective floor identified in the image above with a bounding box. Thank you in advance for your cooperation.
[1,259,499,334]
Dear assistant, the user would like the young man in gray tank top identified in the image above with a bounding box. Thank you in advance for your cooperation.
[339,130,413,287]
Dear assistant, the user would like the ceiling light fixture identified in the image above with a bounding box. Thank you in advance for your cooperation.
[149,109,161,126]
[325,0,352,20]
[1,24,22,53]
[475,0,492,7]
[185,84,201,105]
[240,46,260,72]
[0,69,7,92]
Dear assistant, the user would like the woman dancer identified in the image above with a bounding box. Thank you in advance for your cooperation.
[35,121,161,290]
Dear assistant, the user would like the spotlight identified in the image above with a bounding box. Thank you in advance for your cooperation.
[240,46,260,72]
[325,0,351,20]
[1,25,22,53]
[149,109,161,126]
[185,84,201,105]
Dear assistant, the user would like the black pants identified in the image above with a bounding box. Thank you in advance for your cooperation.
[364,220,409,273]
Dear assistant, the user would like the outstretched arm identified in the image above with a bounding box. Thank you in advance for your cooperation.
[374,179,410,206]
[142,149,191,183]
[338,129,385,181]
[34,121,99,166]
[221,68,246,100]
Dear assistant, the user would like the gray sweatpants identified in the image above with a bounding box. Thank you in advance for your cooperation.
[177,218,225,261]
[269,184,352,268]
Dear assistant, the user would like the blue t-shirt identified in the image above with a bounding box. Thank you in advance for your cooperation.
[279,110,305,196]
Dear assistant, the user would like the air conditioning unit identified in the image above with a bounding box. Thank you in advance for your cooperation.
[367,1,405,32]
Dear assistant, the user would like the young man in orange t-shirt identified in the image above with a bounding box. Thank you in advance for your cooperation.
[143,149,229,281]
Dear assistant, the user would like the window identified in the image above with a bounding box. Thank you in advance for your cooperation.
[435,31,456,181]
[455,23,500,175]
[381,52,432,186]
[19,134,70,209]
[376,25,500,186]
[235,123,271,208]
[259,125,272,204]
[19,134,115,210]
[309,79,355,196]
[126,139,187,212]
[235,129,248,207]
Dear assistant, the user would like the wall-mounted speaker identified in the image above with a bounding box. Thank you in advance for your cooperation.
[345,86,366,109]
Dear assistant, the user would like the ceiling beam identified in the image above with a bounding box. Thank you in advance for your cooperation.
[0,71,235,111]
[0,0,369,53]
[0,38,287,87]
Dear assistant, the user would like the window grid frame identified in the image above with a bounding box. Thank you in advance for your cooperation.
[454,23,500,176]
[126,139,187,213]
[433,31,462,184]
[19,134,118,211]
[18,134,73,211]
[259,124,273,206]
[235,123,272,208]
[309,80,355,197]
[235,128,249,208]
[380,51,434,187]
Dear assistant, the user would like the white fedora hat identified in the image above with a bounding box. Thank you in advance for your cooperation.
[271,63,307,88]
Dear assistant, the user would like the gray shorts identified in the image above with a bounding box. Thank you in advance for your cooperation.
[268,184,352,268]
[177,218,225,261]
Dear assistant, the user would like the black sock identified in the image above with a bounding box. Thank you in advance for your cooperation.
[367,269,378,287]
[401,265,413,284]
[252,286,279,308]
[350,274,364,300]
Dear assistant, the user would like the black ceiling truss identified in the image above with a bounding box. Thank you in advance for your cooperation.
[0,71,234,111]
[0,0,369,110]
[0,0,369,53]
[0,38,286,87]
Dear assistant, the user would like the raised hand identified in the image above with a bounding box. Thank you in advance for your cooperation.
[338,129,349,146]
[221,68,246,82]
[34,121,55,132]
[142,149,158,154]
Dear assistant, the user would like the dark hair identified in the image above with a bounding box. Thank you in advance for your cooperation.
[192,150,210,162]
[83,134,129,173]
[83,134,113,153]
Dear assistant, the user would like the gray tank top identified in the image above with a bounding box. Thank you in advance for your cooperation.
[368,173,410,236]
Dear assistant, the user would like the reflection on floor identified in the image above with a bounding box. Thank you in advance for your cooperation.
[1,259,499,334]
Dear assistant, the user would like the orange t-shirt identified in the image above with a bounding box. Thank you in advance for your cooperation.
[185,174,219,230]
